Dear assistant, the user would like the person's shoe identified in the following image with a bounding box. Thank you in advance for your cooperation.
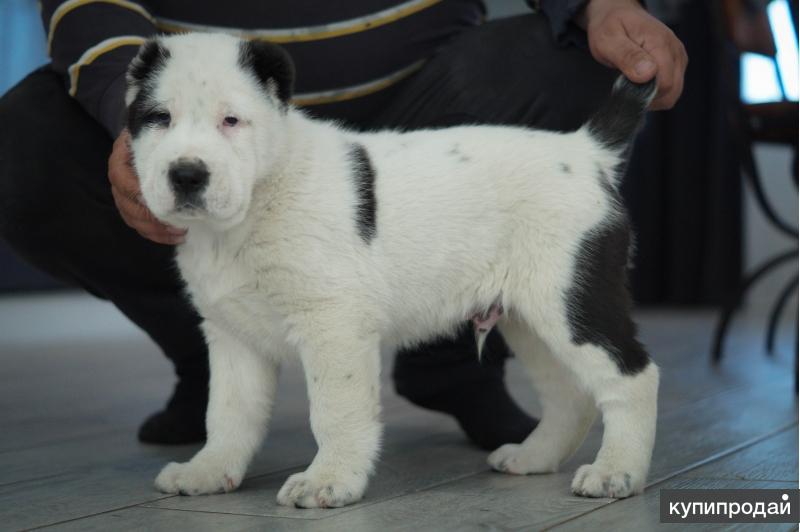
[396,371,539,451]
[138,376,208,445]
[393,330,538,451]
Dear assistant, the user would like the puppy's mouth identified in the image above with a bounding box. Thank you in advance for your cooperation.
[171,202,207,219]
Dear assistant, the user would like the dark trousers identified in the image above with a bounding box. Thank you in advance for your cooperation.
[0,15,616,389]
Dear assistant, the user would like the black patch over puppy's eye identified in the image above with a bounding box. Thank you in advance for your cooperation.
[125,38,171,138]
[145,110,171,128]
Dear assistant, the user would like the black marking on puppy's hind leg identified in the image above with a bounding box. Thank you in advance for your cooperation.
[566,212,650,375]
[349,143,377,243]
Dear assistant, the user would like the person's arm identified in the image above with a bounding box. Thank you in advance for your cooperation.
[41,0,157,137]
[42,1,183,244]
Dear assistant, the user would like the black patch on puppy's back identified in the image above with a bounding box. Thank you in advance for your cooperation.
[349,143,377,244]
[238,40,295,104]
[566,182,649,375]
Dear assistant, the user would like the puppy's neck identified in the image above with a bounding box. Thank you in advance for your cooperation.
[179,214,253,257]
[249,108,345,215]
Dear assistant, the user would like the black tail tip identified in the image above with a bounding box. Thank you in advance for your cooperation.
[587,75,656,150]
[612,75,658,106]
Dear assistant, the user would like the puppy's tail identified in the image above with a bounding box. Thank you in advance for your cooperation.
[585,75,657,152]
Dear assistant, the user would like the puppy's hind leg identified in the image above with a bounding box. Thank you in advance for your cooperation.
[488,318,596,475]
[508,220,659,498]
[568,352,658,499]
[155,320,279,495]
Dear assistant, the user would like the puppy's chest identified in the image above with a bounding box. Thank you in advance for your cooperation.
[176,245,280,346]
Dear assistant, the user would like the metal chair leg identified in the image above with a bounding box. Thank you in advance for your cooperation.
[766,276,799,356]
[712,250,797,363]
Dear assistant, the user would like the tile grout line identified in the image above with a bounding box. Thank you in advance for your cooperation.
[645,422,798,487]
[25,432,483,528]
[684,477,797,483]
[25,495,179,531]
[140,469,487,522]
[0,472,73,490]
[540,422,798,531]
[131,505,339,522]
[22,423,799,529]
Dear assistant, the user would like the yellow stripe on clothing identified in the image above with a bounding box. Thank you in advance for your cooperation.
[291,59,426,106]
[48,0,155,54]
[68,35,145,96]
[156,0,442,43]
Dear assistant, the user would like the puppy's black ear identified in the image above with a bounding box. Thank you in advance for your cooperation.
[238,40,295,104]
[127,38,170,87]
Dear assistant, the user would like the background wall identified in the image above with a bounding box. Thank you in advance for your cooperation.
[745,144,797,313]
[0,0,46,94]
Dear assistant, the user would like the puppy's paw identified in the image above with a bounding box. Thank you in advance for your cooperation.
[276,469,366,509]
[154,460,242,496]
[570,463,642,498]
[488,443,559,475]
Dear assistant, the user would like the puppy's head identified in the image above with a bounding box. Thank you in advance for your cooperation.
[125,33,294,230]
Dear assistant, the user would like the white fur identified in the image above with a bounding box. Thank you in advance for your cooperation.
[130,33,659,508]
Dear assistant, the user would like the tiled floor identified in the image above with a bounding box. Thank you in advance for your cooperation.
[0,292,797,531]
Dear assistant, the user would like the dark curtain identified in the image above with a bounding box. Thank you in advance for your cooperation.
[622,1,742,306]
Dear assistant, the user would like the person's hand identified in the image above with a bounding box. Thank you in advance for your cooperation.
[108,130,186,245]
[577,0,688,110]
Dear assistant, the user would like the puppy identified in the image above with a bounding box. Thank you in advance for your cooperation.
[126,33,659,508]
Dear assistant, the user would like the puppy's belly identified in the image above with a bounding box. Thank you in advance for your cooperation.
[380,292,496,352]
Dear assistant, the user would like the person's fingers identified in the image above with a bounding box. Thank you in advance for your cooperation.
[669,40,688,102]
[650,62,683,111]
[109,130,132,171]
[646,45,676,109]
[590,22,657,83]
[648,42,686,110]
[588,7,688,109]
[137,226,184,246]
[108,130,187,244]
[108,144,141,200]
[112,186,185,245]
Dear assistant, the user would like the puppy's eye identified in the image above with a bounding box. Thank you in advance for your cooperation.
[223,116,239,127]
[146,111,171,127]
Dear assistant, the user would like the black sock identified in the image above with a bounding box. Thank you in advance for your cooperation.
[138,374,208,445]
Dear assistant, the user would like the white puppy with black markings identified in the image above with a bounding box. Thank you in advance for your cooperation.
[126,33,659,508]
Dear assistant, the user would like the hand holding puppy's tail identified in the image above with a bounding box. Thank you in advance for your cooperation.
[586,76,657,151]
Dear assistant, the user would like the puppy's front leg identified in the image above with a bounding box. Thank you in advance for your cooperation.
[155,320,278,495]
[277,320,381,509]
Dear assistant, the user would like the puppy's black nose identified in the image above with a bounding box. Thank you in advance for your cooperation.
[168,159,209,203]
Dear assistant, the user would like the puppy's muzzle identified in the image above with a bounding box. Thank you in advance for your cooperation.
[169,158,209,209]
